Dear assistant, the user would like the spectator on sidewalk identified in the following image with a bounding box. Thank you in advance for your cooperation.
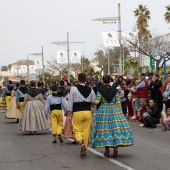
[122,79,133,119]
[162,73,170,94]
[85,78,91,87]
[117,86,127,116]
[160,108,170,131]
[148,74,163,111]
[136,73,148,105]
[89,81,97,95]
[163,75,170,110]
[62,74,67,81]
[113,76,119,87]
[148,73,153,86]
[144,99,161,128]
[128,79,139,120]
[136,102,147,126]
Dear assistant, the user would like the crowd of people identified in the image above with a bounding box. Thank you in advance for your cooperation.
[113,73,170,130]
[1,72,170,158]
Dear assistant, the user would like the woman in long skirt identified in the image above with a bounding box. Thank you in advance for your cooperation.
[5,90,20,119]
[92,75,134,157]
[19,81,50,134]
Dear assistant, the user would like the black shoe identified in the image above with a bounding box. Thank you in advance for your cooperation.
[80,146,86,158]
[58,135,63,143]
[144,125,149,128]
[166,129,170,131]
[149,125,156,129]
[52,140,57,144]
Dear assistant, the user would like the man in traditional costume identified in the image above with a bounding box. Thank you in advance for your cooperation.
[65,73,96,158]
[45,84,67,143]
[16,80,28,118]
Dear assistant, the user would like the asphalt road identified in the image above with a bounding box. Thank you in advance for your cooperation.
[0,110,170,170]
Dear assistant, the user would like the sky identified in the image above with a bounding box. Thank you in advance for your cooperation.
[0,0,170,66]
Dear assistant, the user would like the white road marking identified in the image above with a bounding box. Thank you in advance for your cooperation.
[49,129,134,170]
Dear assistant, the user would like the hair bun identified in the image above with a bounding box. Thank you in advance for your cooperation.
[103,75,111,83]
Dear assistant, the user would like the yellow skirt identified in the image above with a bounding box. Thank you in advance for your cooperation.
[5,97,20,119]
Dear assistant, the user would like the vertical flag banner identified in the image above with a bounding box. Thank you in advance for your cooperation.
[71,51,81,64]
[122,31,137,47]
[34,60,43,69]
[122,31,137,43]
[11,69,17,75]
[20,65,27,74]
[150,58,155,70]
[57,51,68,63]
[102,31,120,48]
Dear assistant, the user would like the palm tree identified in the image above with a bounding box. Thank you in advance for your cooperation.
[84,67,95,78]
[164,5,170,23]
[134,4,151,41]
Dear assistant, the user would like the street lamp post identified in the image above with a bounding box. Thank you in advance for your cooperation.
[93,3,122,75]
[67,32,70,82]
[51,32,85,83]
[27,54,30,80]
[30,46,45,83]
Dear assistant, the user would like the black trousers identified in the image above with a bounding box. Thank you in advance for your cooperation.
[144,117,160,126]
[121,101,127,116]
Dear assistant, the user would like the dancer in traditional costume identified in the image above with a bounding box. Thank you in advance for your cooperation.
[5,88,20,120]
[16,80,28,118]
[45,84,66,143]
[2,80,14,109]
[92,75,134,157]
[65,73,96,158]
[19,80,49,134]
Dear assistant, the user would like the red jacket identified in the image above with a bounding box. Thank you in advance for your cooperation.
[138,79,148,98]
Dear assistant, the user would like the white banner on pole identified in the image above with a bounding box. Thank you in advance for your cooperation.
[20,65,27,74]
[34,60,43,69]
[122,31,137,44]
[57,51,68,64]
[102,31,120,48]
[71,51,81,64]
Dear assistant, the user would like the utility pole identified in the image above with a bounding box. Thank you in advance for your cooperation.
[27,55,30,81]
[42,46,45,83]
[93,3,122,75]
[67,32,70,83]
[51,33,85,83]
[118,3,122,75]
